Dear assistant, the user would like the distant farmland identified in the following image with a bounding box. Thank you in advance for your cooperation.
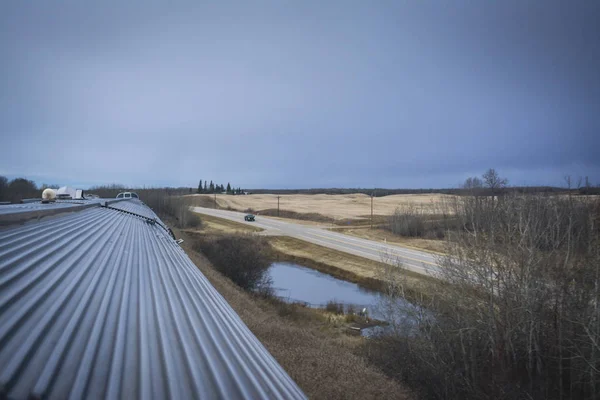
[188,193,455,220]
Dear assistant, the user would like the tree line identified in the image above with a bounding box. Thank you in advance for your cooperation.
[87,185,193,199]
[196,179,243,195]
[368,169,600,400]
[2,172,596,204]
[0,176,59,203]
[243,184,599,197]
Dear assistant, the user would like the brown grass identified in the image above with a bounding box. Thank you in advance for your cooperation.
[254,215,327,227]
[256,208,334,223]
[187,194,217,208]
[174,228,413,399]
[187,193,455,220]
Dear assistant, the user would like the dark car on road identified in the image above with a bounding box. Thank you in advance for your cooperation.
[244,214,256,222]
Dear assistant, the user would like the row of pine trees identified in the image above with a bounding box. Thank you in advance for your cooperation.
[197,179,243,195]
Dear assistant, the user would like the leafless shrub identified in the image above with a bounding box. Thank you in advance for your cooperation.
[325,300,345,315]
[194,234,272,294]
[345,314,360,323]
[172,198,202,229]
[386,204,454,239]
[141,192,202,229]
[258,208,334,223]
[369,192,600,400]
[272,300,301,319]
[346,304,356,315]
[388,204,426,237]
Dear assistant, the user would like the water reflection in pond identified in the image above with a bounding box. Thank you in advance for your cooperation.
[269,262,380,308]
[268,262,418,329]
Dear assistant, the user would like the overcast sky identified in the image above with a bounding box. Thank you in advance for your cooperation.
[1,1,598,189]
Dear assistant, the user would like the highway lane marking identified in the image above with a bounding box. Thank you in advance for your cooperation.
[216,210,438,259]
[302,231,439,267]
[225,210,430,254]
[193,208,439,273]
[194,209,280,230]
[294,234,432,274]
[296,233,438,274]
[323,230,438,258]
[320,230,438,261]
[264,218,440,262]
[207,211,290,231]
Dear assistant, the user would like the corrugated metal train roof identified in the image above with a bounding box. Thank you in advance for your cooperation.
[106,198,163,221]
[0,201,305,399]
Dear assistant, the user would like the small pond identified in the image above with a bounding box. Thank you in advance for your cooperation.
[268,262,420,331]
[269,262,380,308]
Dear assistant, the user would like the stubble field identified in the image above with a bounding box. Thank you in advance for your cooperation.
[189,193,454,220]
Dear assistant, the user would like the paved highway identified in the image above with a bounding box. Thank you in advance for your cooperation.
[192,207,441,277]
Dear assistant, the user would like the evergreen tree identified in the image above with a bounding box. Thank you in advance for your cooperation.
[226,183,231,193]
[209,180,214,193]
[197,179,203,193]
[204,181,208,192]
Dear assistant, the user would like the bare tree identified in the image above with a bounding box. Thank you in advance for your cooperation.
[482,168,507,200]
[482,168,507,190]
[388,204,425,237]
[371,191,600,400]
[463,176,483,190]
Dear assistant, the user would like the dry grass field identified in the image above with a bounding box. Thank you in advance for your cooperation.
[189,193,454,220]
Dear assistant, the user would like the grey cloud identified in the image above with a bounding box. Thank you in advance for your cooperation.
[0,1,598,188]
